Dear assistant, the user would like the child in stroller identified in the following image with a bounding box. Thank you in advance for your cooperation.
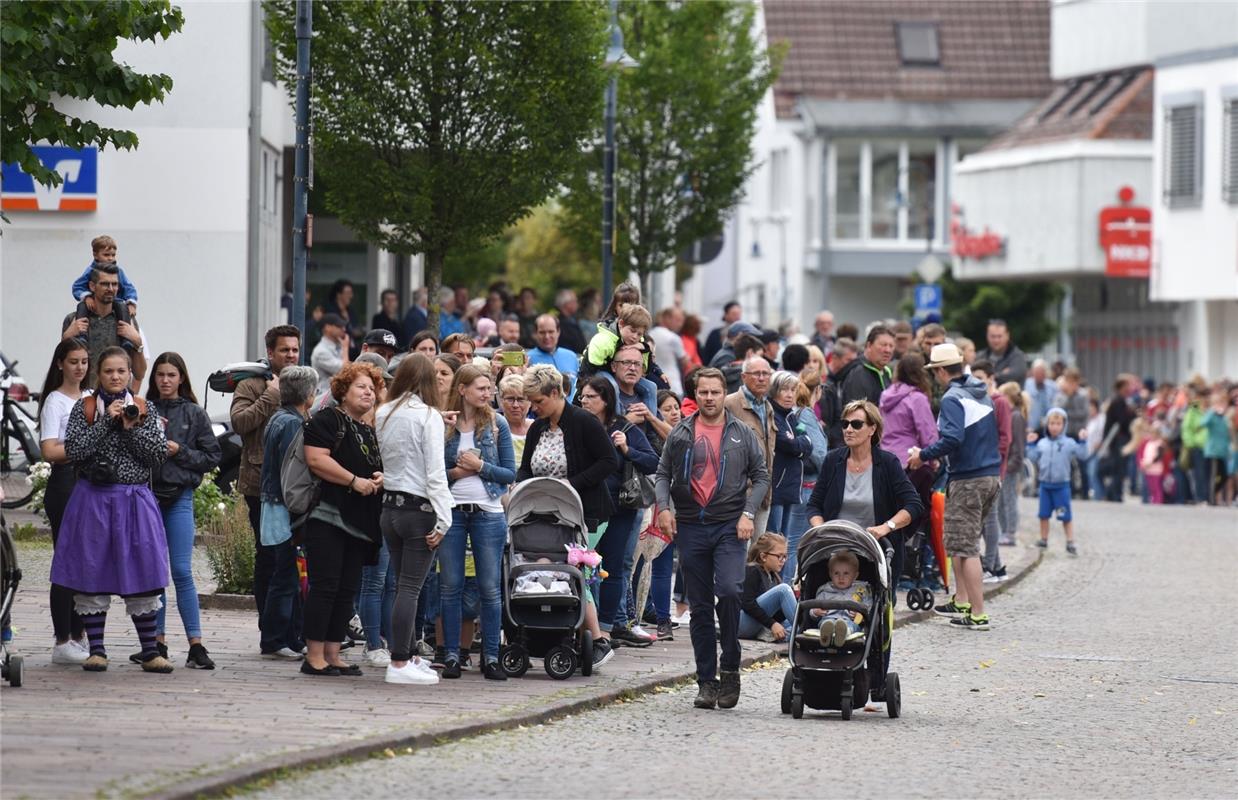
[809,551,872,647]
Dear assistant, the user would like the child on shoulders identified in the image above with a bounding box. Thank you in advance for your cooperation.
[72,235,138,316]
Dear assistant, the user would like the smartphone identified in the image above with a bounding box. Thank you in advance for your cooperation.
[499,350,525,367]
[466,448,481,458]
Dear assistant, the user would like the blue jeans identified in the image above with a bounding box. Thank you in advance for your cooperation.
[1084,456,1101,500]
[678,518,747,682]
[259,539,304,652]
[157,489,201,639]
[359,540,395,649]
[738,582,798,639]
[766,502,795,535]
[439,508,505,662]
[647,540,676,622]
[781,486,813,583]
[596,508,640,631]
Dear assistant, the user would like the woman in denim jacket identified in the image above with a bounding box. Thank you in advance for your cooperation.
[441,364,516,680]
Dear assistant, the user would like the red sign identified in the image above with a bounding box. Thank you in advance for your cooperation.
[1099,186,1151,278]
[950,205,1006,259]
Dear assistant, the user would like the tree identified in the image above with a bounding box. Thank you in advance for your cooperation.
[561,1,782,289]
[504,204,596,308]
[939,265,1064,352]
[0,1,183,189]
[267,1,608,333]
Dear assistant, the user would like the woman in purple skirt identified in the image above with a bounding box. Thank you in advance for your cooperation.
[50,346,172,673]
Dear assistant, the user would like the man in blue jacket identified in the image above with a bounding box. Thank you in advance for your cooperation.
[908,343,1001,630]
[656,368,770,710]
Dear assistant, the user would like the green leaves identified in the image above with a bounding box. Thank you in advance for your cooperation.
[0,0,184,188]
[940,266,1064,351]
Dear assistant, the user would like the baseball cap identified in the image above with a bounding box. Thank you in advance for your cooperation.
[363,328,398,349]
[354,352,393,381]
[727,320,761,339]
[759,328,781,344]
[320,313,346,329]
[926,342,963,368]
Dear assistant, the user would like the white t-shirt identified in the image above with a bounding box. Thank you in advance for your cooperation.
[39,389,91,442]
[451,429,503,512]
[649,325,686,395]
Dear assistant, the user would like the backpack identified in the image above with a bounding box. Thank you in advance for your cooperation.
[279,411,345,526]
[208,361,273,393]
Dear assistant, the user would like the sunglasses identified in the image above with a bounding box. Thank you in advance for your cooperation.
[842,419,869,430]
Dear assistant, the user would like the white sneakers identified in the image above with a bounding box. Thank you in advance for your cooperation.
[365,647,392,666]
[385,657,440,685]
[52,639,89,664]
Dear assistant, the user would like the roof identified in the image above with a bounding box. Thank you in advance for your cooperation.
[983,67,1154,151]
[765,0,1053,119]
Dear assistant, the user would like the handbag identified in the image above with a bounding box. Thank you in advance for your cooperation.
[619,459,656,510]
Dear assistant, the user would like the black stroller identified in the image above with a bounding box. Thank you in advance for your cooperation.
[780,520,900,720]
[1,511,23,687]
[499,478,592,680]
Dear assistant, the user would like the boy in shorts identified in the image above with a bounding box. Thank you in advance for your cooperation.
[1027,407,1088,555]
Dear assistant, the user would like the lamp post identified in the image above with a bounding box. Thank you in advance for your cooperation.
[601,0,637,310]
[290,0,312,356]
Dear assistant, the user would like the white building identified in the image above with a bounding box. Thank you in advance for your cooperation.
[0,2,416,399]
[689,0,1052,333]
[954,0,1238,381]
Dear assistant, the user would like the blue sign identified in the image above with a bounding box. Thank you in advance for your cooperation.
[914,283,942,314]
[2,145,98,212]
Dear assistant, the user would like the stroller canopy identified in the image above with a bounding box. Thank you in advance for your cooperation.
[507,477,587,536]
[796,520,889,590]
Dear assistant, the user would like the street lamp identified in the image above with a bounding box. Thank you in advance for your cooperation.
[601,0,638,310]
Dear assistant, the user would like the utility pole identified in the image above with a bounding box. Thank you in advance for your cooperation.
[290,0,312,358]
[601,0,637,310]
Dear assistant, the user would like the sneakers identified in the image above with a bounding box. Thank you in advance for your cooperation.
[481,659,508,681]
[756,628,776,643]
[819,619,848,647]
[129,641,169,664]
[364,647,392,667]
[386,659,440,685]
[347,615,365,643]
[610,624,655,647]
[717,671,740,709]
[82,654,108,672]
[694,679,720,709]
[1066,541,1078,556]
[186,643,216,670]
[933,597,971,617]
[982,567,1008,584]
[415,639,436,659]
[140,654,175,673]
[592,638,615,669]
[441,657,462,679]
[52,640,89,665]
[949,613,991,631]
[998,535,1017,546]
[656,621,674,641]
[1036,539,1049,549]
[262,646,304,660]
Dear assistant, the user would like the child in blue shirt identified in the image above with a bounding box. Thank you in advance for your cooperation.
[73,235,139,314]
[1026,407,1089,555]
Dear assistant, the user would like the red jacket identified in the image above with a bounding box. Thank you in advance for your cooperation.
[990,389,1012,480]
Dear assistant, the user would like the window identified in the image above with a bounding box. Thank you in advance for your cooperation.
[870,142,900,239]
[769,148,788,213]
[1224,96,1238,205]
[260,146,281,215]
[1163,101,1202,208]
[895,22,940,67]
[833,139,861,239]
[907,139,937,240]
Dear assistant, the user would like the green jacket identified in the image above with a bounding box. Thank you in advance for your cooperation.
[1180,405,1207,450]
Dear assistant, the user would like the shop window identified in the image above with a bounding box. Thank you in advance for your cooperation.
[1163,100,1202,208]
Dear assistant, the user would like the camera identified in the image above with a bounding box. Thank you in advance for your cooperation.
[123,404,141,420]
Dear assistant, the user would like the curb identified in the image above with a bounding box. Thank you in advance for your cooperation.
[156,544,1045,800]
[197,592,255,611]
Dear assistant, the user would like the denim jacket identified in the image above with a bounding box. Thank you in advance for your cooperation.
[260,406,306,504]
[444,414,516,499]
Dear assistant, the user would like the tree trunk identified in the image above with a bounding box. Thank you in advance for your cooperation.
[425,248,446,338]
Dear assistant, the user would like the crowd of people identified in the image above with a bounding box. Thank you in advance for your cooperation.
[22,232,1238,708]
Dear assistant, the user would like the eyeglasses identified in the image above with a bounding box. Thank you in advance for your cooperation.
[746,371,772,379]
[842,419,868,430]
[579,392,600,401]
[501,396,525,404]
[612,360,642,369]
[767,552,788,561]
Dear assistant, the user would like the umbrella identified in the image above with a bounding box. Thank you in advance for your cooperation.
[929,490,950,591]
[632,506,672,622]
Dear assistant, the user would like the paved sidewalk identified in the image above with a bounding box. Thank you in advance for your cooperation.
[0,514,1040,800]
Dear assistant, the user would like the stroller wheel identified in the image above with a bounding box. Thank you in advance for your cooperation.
[780,668,793,714]
[840,695,853,721]
[544,646,577,680]
[6,654,22,687]
[921,589,934,609]
[790,691,804,720]
[905,590,922,610]
[500,644,529,678]
[886,672,901,719]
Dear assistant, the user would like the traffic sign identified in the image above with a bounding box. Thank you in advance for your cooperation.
[914,283,942,315]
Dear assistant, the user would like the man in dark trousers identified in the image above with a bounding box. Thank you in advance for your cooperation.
[655,368,770,710]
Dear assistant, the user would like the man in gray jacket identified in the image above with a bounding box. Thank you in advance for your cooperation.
[656,368,770,711]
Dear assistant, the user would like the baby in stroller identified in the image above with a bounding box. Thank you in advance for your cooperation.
[809,551,872,647]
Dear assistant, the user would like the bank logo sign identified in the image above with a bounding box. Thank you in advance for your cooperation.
[1,146,99,212]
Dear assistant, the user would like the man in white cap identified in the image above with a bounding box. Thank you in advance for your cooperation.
[908,343,1001,631]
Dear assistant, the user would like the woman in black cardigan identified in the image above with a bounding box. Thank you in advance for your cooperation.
[517,365,620,531]
[807,400,924,591]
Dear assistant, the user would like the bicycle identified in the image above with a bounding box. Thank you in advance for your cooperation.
[1,353,40,509]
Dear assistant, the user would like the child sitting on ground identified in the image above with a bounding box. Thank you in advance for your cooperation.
[809,551,872,647]
[1026,407,1089,555]
[72,235,139,317]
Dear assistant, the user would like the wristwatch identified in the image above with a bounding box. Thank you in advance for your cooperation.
[885,519,897,533]
[742,511,755,520]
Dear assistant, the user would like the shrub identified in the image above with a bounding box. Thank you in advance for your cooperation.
[202,487,254,595]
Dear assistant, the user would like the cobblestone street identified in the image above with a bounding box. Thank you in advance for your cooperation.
[250,498,1238,799]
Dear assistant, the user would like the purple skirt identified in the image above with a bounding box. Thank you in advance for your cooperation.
[50,481,170,596]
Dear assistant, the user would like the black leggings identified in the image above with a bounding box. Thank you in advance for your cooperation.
[45,464,84,642]
[302,519,369,643]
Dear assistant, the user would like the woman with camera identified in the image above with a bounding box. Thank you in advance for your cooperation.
[142,352,221,669]
[50,346,172,674]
